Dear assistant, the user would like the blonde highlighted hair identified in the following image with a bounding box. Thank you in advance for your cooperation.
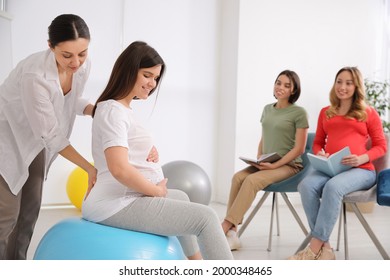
[326,66,368,121]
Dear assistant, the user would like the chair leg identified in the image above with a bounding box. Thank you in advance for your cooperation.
[280,193,308,236]
[275,193,280,236]
[267,193,277,251]
[239,191,312,253]
[349,203,390,260]
[238,192,271,237]
[343,202,349,260]
[336,204,343,251]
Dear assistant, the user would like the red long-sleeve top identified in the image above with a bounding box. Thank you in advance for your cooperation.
[313,106,387,170]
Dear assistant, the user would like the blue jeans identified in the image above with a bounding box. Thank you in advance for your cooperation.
[298,167,376,242]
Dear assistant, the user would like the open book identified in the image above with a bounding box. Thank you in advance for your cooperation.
[239,152,281,165]
[307,146,352,177]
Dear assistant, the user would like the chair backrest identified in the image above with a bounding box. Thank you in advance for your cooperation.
[376,134,390,206]
[377,168,390,206]
[264,132,315,193]
[301,132,315,167]
[372,134,390,174]
[344,133,390,203]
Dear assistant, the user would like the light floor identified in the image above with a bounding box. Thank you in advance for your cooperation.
[27,198,390,260]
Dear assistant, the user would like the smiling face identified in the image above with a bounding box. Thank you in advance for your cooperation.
[334,70,356,102]
[50,38,89,73]
[132,65,162,100]
[274,74,294,101]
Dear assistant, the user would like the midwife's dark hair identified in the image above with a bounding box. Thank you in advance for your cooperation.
[92,41,165,117]
[48,14,90,47]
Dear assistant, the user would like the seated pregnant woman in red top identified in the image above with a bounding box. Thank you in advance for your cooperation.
[288,66,387,260]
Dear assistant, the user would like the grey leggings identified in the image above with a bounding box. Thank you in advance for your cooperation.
[101,189,233,260]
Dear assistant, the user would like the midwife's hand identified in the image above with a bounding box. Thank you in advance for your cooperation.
[85,166,98,199]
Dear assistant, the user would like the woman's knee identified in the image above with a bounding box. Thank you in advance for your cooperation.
[195,204,219,223]
[297,179,315,197]
[167,189,190,202]
[243,174,270,192]
[231,168,254,184]
[297,181,306,194]
[322,181,345,199]
[231,171,245,186]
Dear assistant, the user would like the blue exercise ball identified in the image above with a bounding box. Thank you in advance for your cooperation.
[33,218,186,260]
[162,160,212,205]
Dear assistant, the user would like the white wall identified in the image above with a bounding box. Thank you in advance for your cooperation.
[0,11,13,83]
[215,0,240,202]
[3,0,387,206]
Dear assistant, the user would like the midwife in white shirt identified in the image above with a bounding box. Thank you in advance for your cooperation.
[0,14,97,260]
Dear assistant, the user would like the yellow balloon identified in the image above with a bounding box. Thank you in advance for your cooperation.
[66,166,89,210]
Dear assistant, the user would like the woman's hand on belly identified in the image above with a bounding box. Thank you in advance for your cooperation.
[146,146,159,163]
[152,178,168,197]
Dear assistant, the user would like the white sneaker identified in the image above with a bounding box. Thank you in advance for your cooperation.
[226,230,241,251]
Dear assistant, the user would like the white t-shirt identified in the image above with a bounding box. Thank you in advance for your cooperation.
[82,100,164,222]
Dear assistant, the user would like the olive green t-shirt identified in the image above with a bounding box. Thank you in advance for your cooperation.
[260,103,309,164]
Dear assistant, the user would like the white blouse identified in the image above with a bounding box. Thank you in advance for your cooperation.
[0,49,91,195]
